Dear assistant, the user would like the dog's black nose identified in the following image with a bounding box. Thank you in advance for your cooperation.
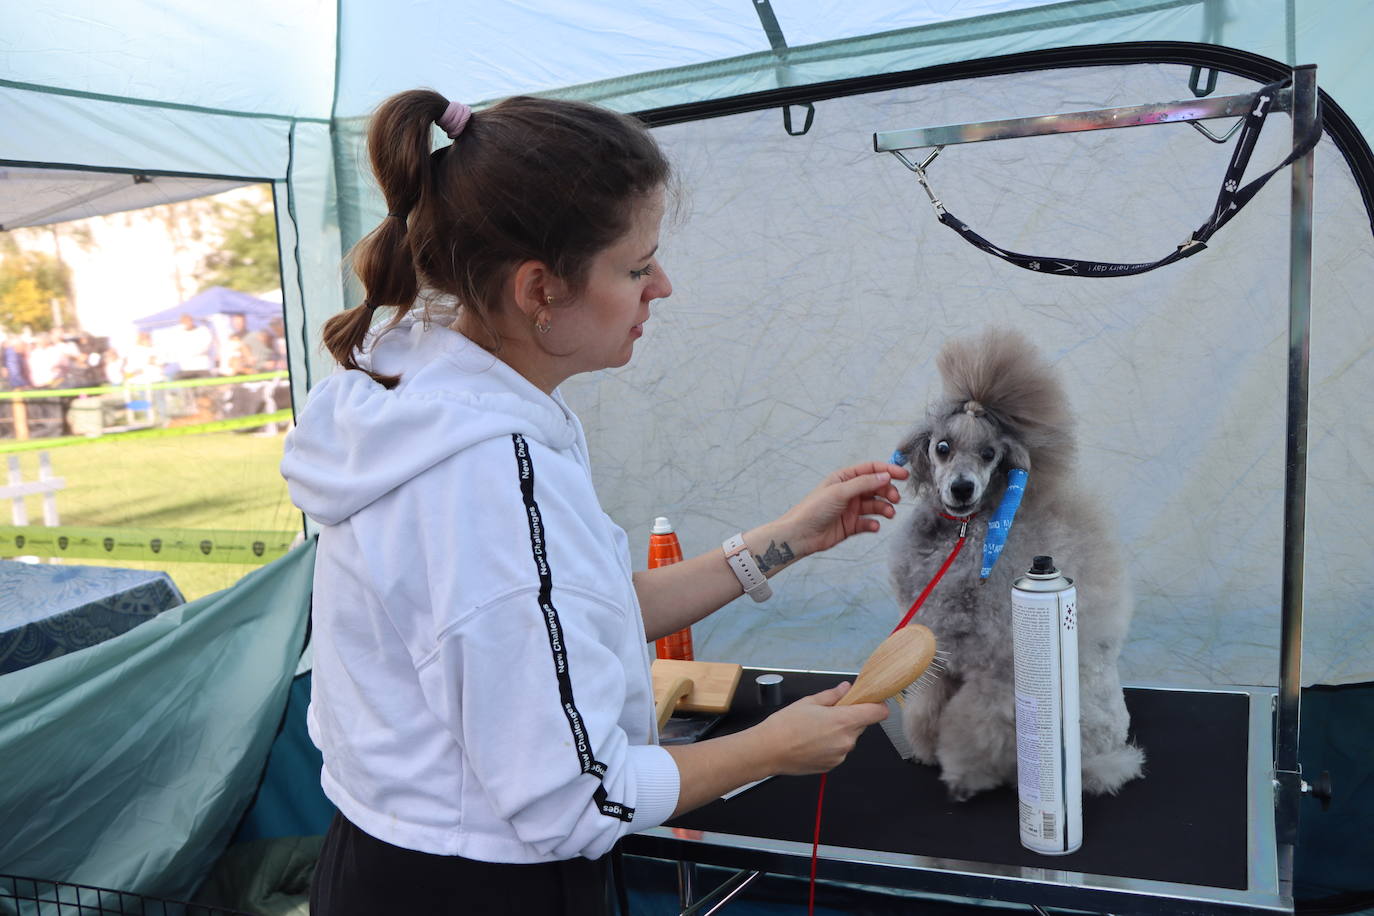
[951,479,975,502]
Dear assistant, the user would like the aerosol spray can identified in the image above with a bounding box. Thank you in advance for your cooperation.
[1011,555,1082,855]
[649,517,692,660]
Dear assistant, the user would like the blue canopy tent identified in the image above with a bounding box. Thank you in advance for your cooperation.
[133,287,283,334]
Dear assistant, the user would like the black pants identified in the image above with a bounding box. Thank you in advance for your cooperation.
[311,812,616,915]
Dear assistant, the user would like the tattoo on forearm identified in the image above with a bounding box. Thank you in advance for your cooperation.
[756,541,795,573]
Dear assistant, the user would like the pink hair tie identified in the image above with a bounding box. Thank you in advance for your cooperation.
[437,100,472,139]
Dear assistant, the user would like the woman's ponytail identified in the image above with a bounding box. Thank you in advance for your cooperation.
[325,89,449,387]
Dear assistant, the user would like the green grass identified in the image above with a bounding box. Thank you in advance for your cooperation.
[6,430,301,600]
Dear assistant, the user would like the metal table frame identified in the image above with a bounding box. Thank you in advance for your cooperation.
[636,65,1325,915]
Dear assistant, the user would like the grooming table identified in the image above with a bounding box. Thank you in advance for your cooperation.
[623,669,1286,915]
[0,560,185,674]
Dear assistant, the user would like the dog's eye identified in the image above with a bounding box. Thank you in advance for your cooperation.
[981,447,996,462]
[935,441,951,458]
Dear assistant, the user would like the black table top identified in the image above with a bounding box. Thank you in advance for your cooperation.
[659,669,1251,892]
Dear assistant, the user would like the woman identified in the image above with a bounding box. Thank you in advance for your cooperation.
[281,91,906,914]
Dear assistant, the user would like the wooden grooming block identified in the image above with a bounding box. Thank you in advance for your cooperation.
[652,659,743,724]
[836,624,938,706]
[655,675,694,729]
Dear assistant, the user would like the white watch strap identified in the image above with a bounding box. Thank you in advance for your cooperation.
[723,533,773,602]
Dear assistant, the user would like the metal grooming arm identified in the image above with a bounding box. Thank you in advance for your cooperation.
[873,87,1290,152]
[873,65,1320,899]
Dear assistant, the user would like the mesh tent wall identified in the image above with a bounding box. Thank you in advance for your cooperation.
[323,0,1374,688]
[3,0,1372,905]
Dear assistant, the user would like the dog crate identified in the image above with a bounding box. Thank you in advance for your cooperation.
[0,874,252,916]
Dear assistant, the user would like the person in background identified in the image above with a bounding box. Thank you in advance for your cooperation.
[282,91,906,916]
[60,331,104,388]
[25,332,65,388]
[239,327,277,373]
[267,318,287,368]
[101,346,123,386]
[123,331,161,385]
[222,312,271,375]
[120,330,168,422]
[164,313,215,379]
[1,335,32,390]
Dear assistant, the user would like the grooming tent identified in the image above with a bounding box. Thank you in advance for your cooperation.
[3,0,1372,907]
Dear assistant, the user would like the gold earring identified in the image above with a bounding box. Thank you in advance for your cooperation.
[535,295,555,332]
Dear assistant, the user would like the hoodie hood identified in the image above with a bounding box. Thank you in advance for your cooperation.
[282,319,579,526]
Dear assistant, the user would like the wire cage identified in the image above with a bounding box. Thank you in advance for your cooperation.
[0,875,253,916]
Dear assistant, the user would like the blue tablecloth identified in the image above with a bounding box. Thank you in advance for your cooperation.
[0,561,184,674]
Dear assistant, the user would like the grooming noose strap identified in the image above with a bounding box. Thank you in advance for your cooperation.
[899,77,1322,278]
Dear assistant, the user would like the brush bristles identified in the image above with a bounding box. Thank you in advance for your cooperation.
[877,664,945,760]
[895,667,943,704]
[879,701,917,760]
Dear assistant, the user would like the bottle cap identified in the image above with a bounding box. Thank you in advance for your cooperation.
[651,516,674,534]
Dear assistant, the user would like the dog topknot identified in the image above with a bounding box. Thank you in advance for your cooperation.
[934,328,1076,483]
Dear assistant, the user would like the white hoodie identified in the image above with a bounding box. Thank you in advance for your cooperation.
[280,317,680,863]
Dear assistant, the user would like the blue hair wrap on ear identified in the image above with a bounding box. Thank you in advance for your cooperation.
[980,468,1028,578]
[890,449,908,467]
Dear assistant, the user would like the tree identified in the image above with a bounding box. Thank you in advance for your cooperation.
[0,234,75,333]
[194,191,281,294]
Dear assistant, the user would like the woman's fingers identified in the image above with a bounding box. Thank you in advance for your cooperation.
[828,460,909,486]
[846,701,890,726]
[831,469,893,502]
[857,496,896,518]
[803,681,851,706]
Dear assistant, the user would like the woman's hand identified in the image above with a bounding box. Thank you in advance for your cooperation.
[663,681,889,816]
[755,682,889,776]
[636,460,907,640]
[775,461,909,560]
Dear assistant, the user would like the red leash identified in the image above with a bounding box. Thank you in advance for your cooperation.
[891,513,971,634]
[808,513,972,915]
[809,773,827,914]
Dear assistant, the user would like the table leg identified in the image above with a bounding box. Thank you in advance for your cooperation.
[676,860,697,909]
[678,868,762,916]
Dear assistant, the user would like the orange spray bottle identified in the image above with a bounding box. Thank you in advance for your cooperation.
[649,516,692,661]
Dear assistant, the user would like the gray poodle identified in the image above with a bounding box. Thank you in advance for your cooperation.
[888,328,1144,801]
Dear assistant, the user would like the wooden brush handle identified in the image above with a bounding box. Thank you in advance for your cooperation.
[836,624,937,706]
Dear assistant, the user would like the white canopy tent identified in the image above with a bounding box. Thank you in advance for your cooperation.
[0,169,248,232]
[3,1,1373,905]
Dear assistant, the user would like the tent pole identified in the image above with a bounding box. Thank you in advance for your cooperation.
[1274,61,1317,893]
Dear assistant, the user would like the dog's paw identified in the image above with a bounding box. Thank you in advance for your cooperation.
[909,747,938,767]
[900,710,943,765]
[939,769,1003,802]
[1082,742,1146,795]
[945,782,977,803]
[902,728,938,766]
